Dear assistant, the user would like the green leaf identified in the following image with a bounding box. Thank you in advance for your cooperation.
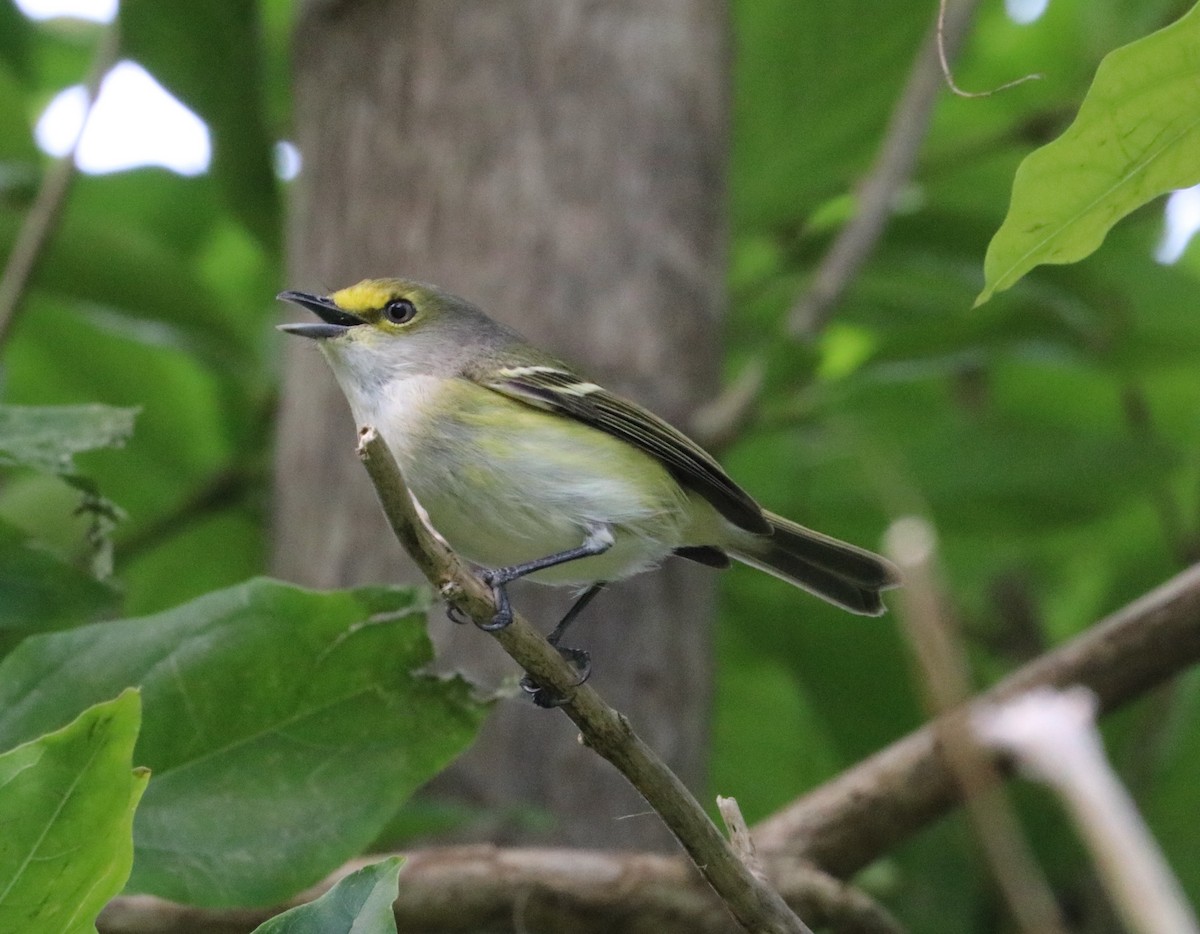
[979,2,1200,303]
[253,857,404,934]
[0,518,118,657]
[3,299,233,527]
[0,210,247,363]
[0,689,147,934]
[0,403,138,576]
[0,403,137,478]
[0,579,489,908]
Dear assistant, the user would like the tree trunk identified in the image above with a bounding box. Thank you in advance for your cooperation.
[274,0,728,851]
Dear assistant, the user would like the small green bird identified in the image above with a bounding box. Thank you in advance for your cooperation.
[280,279,898,700]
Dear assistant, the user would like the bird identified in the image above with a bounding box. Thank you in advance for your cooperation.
[279,278,899,703]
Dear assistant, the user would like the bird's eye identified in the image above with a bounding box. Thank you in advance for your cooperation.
[383,298,417,324]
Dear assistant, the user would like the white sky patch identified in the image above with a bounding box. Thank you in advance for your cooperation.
[274,140,302,181]
[1006,0,1049,25]
[14,0,116,22]
[35,60,211,176]
[1156,185,1200,264]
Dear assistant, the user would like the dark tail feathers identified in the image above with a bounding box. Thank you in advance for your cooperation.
[728,512,900,616]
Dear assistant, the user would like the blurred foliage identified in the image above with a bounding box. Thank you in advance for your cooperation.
[0,0,1197,929]
[718,0,1200,929]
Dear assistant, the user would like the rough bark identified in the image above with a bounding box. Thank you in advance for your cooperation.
[273,0,728,849]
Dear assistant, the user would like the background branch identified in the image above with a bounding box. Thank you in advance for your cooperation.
[788,0,981,337]
[754,560,1200,876]
[100,846,903,934]
[886,518,1067,934]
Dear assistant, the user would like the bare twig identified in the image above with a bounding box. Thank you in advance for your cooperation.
[936,0,1041,98]
[754,560,1200,876]
[0,21,120,348]
[976,687,1200,934]
[885,518,1067,934]
[354,426,811,934]
[718,796,766,879]
[788,0,983,337]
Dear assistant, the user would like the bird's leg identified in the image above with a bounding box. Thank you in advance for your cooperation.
[474,525,613,632]
[522,582,605,708]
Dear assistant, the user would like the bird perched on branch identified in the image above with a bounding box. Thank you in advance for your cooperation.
[280,278,899,704]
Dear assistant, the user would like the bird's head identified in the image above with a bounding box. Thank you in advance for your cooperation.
[278,277,517,390]
[278,278,452,342]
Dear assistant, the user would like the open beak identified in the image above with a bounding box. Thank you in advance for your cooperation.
[277,290,366,339]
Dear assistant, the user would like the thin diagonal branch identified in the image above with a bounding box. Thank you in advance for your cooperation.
[0,20,120,348]
[354,425,811,934]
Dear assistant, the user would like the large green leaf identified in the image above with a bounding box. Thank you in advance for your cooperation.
[0,60,37,164]
[253,857,404,934]
[979,2,1200,302]
[0,211,247,362]
[0,690,146,934]
[0,579,488,908]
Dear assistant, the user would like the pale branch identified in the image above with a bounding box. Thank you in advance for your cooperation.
[787,0,982,338]
[753,561,1200,876]
[886,518,1067,934]
[354,426,810,934]
[975,687,1200,934]
[719,796,766,879]
[99,846,904,934]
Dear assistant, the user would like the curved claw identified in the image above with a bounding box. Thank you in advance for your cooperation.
[446,600,510,630]
[560,647,591,685]
[522,679,569,708]
[520,646,592,708]
[477,606,513,631]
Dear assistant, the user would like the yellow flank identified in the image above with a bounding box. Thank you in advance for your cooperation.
[387,376,710,582]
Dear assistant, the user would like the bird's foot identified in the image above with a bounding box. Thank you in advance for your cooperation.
[474,566,516,631]
[521,645,591,708]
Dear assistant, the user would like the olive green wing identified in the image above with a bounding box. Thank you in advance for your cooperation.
[477,364,770,534]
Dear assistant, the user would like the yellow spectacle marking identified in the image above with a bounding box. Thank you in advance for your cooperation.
[331,278,420,314]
